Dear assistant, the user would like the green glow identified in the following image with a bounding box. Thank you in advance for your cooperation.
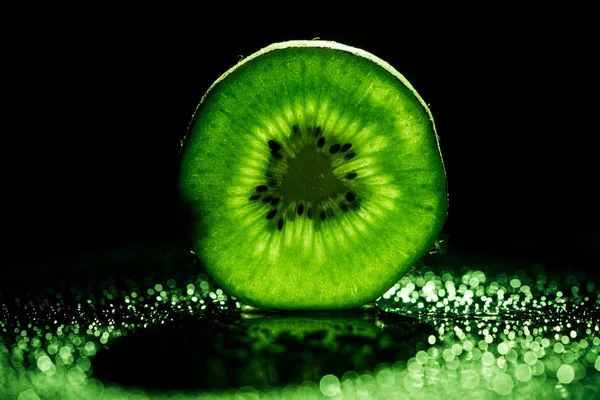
[1,246,600,399]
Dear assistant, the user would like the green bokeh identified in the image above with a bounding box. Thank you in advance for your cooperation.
[1,244,599,399]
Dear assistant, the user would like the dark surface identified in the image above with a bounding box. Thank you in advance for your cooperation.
[5,11,598,292]
[92,312,431,391]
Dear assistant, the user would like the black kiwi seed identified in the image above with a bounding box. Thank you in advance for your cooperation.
[346,172,357,180]
[320,211,326,221]
[256,185,268,192]
[292,125,300,135]
[314,127,322,137]
[262,196,273,203]
[317,137,325,148]
[307,209,313,219]
[341,143,352,152]
[271,197,280,206]
[268,181,278,186]
[346,192,356,202]
[341,204,349,212]
[271,150,283,159]
[249,195,261,201]
[277,218,284,231]
[268,140,281,151]
[329,143,340,154]
[266,210,277,220]
[297,203,304,216]
[344,152,356,161]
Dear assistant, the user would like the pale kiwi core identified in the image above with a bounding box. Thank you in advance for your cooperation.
[180,40,448,310]
[279,146,346,205]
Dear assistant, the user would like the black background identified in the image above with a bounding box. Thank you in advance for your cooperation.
[5,10,599,292]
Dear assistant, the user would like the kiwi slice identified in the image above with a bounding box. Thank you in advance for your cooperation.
[180,40,447,310]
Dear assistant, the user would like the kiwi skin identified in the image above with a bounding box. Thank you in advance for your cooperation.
[180,40,448,310]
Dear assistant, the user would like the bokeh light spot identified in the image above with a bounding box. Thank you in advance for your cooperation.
[319,374,341,397]
[17,390,40,400]
[557,364,575,384]
[492,373,514,395]
[402,371,424,393]
[515,364,532,382]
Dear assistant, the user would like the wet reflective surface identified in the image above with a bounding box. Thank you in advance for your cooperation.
[1,242,599,399]
[92,311,430,392]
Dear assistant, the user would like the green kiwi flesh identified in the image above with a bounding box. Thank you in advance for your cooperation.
[180,40,447,310]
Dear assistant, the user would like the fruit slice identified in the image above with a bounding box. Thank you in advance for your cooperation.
[180,40,447,310]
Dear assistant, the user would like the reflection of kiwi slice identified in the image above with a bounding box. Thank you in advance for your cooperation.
[180,40,447,310]
[243,315,382,351]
